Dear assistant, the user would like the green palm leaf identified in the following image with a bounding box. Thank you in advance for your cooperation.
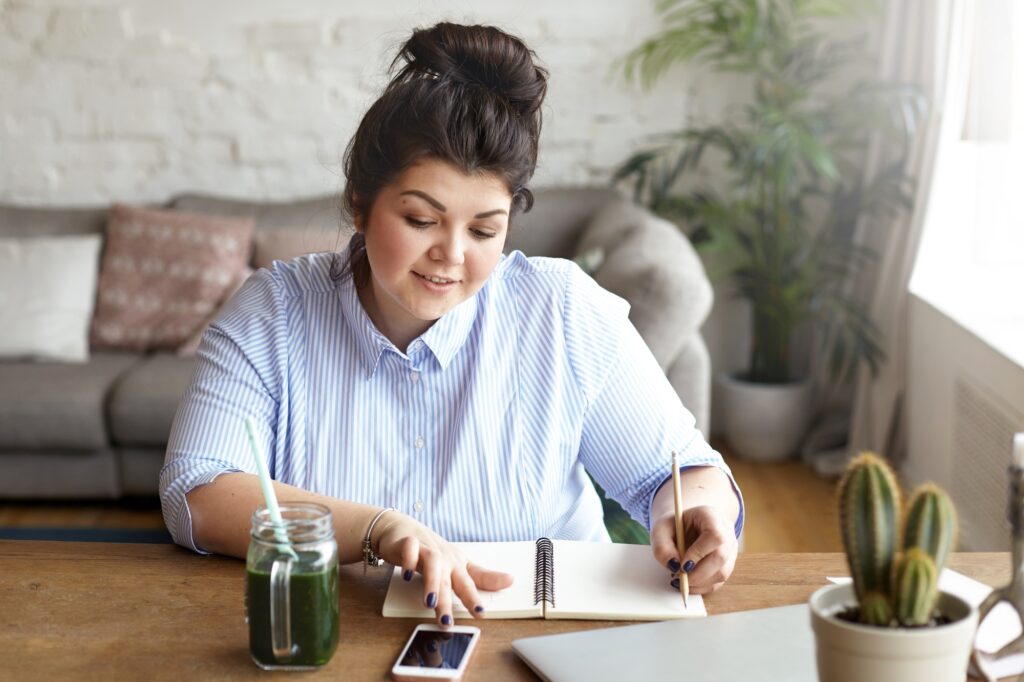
[613,0,924,384]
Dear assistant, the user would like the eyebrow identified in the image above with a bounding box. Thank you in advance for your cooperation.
[400,190,508,219]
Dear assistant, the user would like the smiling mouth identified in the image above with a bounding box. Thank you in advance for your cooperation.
[414,272,459,285]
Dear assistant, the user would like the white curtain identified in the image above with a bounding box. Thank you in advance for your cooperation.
[845,0,977,463]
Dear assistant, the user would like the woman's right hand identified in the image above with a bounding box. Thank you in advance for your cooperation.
[372,511,513,626]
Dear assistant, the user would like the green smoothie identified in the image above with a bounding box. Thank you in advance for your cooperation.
[246,561,340,669]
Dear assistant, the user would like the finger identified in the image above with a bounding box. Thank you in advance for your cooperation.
[377,521,416,566]
[685,549,727,591]
[435,573,454,627]
[684,529,737,591]
[676,575,727,595]
[689,579,726,596]
[681,514,725,568]
[451,565,486,619]
[648,514,682,572]
[419,545,441,613]
[398,535,419,582]
[466,562,514,592]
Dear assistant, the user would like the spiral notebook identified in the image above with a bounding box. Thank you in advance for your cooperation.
[382,539,706,620]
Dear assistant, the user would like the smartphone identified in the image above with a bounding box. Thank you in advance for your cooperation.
[391,624,481,681]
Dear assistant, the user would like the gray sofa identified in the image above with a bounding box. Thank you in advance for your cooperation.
[0,188,713,499]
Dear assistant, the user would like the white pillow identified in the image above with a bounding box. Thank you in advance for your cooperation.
[0,235,103,362]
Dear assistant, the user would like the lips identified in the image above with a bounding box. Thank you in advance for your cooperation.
[414,272,460,285]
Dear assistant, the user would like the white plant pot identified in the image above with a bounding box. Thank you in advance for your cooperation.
[809,583,978,682]
[715,372,813,461]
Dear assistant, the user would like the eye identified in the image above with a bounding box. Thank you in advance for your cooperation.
[405,216,433,228]
[471,228,496,240]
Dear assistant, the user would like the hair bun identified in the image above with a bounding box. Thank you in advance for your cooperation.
[392,22,547,116]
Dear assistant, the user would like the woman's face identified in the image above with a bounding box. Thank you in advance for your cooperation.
[356,158,512,349]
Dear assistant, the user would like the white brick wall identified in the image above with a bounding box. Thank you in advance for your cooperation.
[0,0,710,205]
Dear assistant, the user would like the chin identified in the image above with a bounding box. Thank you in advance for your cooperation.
[414,306,450,322]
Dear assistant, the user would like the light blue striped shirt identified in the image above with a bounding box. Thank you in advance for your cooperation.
[160,249,744,553]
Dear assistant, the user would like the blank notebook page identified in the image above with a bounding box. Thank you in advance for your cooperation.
[545,540,706,620]
[383,541,543,619]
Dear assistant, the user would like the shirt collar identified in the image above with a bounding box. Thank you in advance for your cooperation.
[338,268,479,377]
[418,292,478,370]
[338,273,390,377]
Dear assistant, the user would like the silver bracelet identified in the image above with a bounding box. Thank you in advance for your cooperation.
[362,507,396,575]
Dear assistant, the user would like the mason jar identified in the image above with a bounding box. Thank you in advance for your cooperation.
[245,502,340,670]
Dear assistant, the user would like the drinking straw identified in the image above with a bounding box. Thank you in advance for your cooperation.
[244,416,299,560]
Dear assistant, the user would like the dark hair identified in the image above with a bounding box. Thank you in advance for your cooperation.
[336,22,548,285]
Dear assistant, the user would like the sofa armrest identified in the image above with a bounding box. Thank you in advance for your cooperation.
[575,200,713,371]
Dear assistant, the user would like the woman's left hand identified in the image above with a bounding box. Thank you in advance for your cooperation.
[649,504,738,595]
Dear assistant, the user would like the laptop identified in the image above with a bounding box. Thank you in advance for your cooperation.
[512,603,816,682]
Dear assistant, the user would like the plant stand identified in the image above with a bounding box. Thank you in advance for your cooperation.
[969,460,1024,681]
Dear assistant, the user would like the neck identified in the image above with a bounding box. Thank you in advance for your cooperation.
[355,281,428,353]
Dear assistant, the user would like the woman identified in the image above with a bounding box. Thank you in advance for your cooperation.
[160,22,743,627]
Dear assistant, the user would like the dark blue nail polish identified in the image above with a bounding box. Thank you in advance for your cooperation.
[426,592,437,608]
[441,614,451,626]
[670,578,680,589]
[667,559,681,573]
[426,642,437,652]
[474,605,485,613]
[683,560,696,573]
[403,569,414,581]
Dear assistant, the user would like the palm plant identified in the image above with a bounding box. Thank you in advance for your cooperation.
[615,0,926,384]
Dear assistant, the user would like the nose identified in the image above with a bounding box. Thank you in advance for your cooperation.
[429,228,465,266]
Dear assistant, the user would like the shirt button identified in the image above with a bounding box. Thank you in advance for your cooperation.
[413,500,424,513]
[414,436,425,449]
[409,371,419,383]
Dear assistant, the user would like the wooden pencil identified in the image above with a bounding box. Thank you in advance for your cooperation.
[671,450,689,608]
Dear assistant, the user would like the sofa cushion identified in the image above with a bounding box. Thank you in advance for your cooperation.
[176,266,254,357]
[0,449,120,499]
[169,193,348,234]
[0,235,102,362]
[90,204,254,352]
[505,187,618,259]
[108,354,196,447]
[0,353,139,450]
[577,199,713,369]
[253,227,347,269]
[0,205,108,238]
[118,448,166,496]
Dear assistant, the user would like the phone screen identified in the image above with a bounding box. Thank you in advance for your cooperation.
[397,630,474,670]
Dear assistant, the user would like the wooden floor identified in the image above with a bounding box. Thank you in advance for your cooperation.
[726,456,841,552]
[0,452,842,552]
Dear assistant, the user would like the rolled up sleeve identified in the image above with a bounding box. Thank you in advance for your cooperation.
[159,272,284,552]
[568,269,744,538]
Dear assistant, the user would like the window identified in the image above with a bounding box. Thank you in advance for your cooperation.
[910,0,1024,366]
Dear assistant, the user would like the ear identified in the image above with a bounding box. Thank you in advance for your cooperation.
[350,193,365,233]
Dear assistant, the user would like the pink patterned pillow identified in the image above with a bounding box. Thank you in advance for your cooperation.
[90,204,254,352]
[175,266,254,357]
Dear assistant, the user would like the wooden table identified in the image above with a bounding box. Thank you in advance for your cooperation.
[0,542,1011,680]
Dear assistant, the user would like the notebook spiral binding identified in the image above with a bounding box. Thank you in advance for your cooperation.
[533,537,555,608]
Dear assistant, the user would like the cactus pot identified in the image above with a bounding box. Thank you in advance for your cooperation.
[809,583,978,682]
[715,372,813,461]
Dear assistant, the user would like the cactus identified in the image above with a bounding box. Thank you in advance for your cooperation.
[892,548,939,626]
[838,451,901,625]
[904,483,958,569]
[837,451,958,627]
